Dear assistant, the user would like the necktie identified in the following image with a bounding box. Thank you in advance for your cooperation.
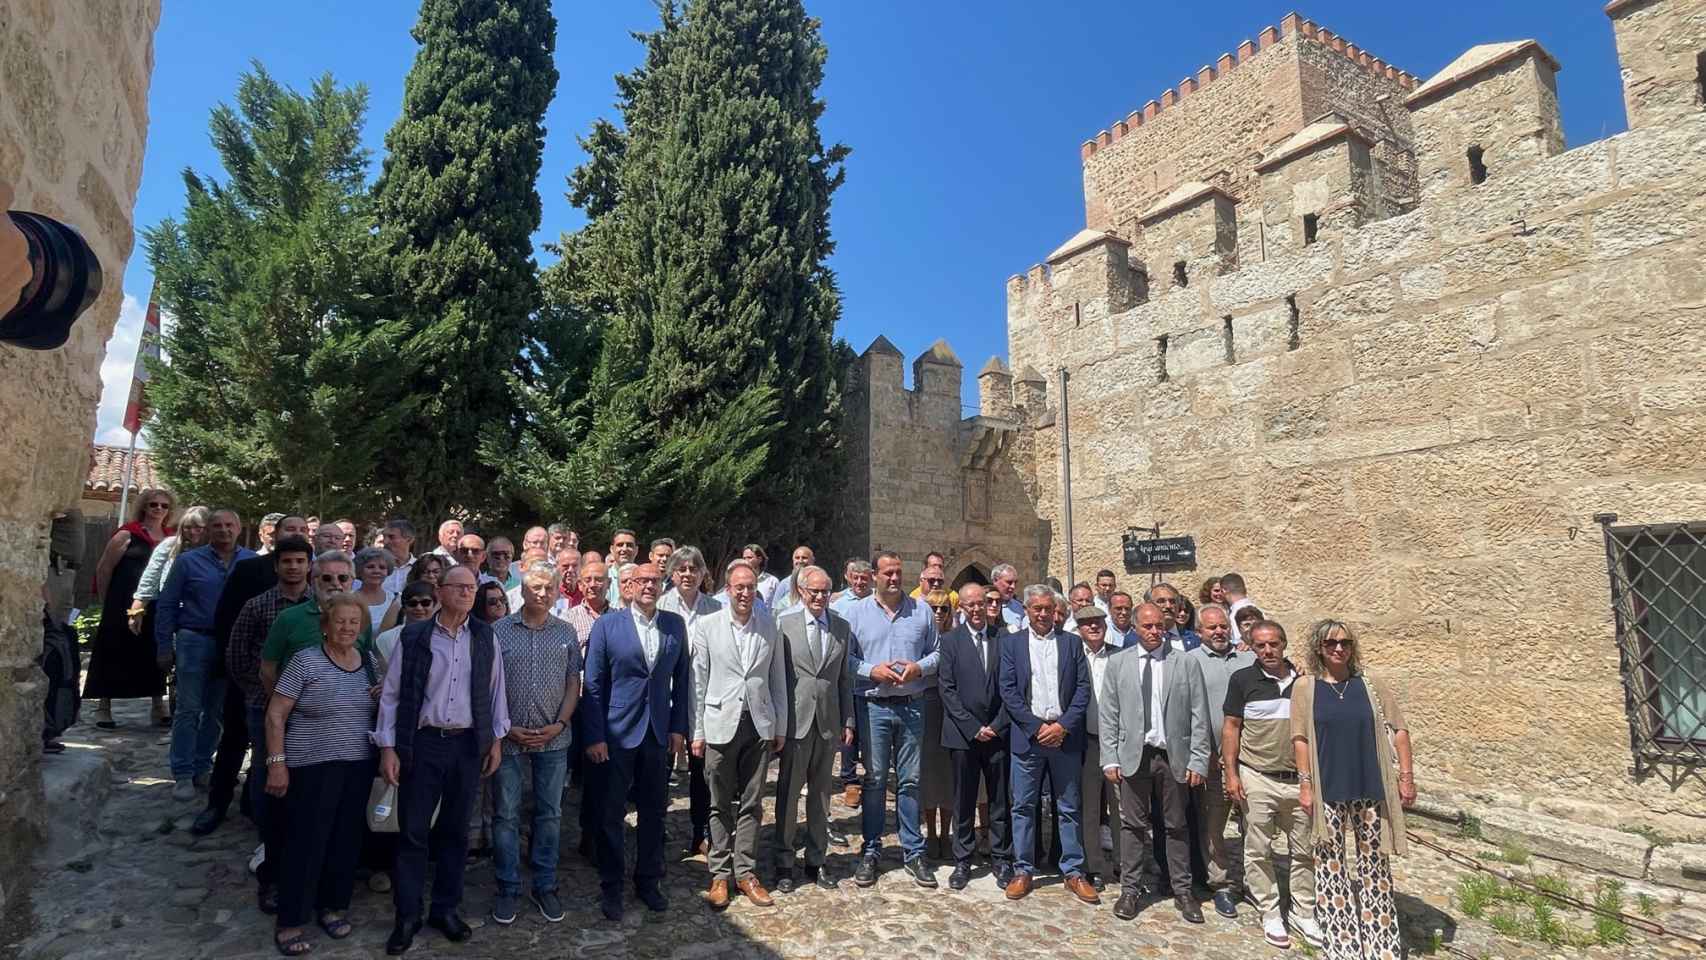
[1140,655,1154,727]
[809,620,823,664]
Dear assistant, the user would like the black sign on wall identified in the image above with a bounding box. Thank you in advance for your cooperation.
[1123,534,1197,572]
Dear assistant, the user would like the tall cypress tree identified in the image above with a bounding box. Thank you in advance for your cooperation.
[144,66,412,523]
[500,0,848,557]
[374,0,557,523]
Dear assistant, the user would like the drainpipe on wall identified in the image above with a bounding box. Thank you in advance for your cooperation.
[1059,367,1075,589]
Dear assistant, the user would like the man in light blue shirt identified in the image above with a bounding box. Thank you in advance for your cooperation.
[845,551,940,888]
[156,508,255,798]
[991,562,1027,632]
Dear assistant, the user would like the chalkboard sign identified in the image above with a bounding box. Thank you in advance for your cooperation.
[1123,535,1197,572]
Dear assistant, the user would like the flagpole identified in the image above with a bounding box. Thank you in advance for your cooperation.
[117,430,139,520]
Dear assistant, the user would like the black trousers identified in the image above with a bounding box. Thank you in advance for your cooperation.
[597,734,669,895]
[206,678,251,816]
[949,740,1012,867]
[689,752,711,837]
[394,731,480,921]
[275,759,370,929]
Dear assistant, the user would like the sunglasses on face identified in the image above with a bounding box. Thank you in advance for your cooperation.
[318,574,353,584]
[146,502,170,510]
[404,598,435,609]
[457,547,484,555]
[929,604,952,613]
[1322,638,1354,649]
[485,596,508,607]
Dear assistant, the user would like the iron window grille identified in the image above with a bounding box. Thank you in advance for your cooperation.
[1596,513,1706,776]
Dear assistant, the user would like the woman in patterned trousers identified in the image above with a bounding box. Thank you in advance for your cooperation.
[1291,620,1417,959]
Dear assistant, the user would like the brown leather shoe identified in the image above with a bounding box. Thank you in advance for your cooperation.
[1065,874,1101,905]
[707,879,731,910]
[1004,872,1034,900]
[840,784,862,808]
[736,876,775,907]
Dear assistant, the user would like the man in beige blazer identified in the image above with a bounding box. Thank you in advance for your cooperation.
[771,565,855,893]
[692,560,787,909]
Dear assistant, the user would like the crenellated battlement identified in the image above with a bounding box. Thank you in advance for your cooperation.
[1079,12,1419,164]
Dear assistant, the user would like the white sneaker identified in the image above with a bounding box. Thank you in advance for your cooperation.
[1290,914,1324,949]
[247,843,265,874]
[1263,912,1292,949]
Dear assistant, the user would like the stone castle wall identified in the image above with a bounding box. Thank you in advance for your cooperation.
[995,0,1706,837]
[0,0,161,911]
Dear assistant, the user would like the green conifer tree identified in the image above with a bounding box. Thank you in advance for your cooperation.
[373,0,557,524]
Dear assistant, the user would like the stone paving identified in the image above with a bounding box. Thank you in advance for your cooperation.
[5,700,1705,960]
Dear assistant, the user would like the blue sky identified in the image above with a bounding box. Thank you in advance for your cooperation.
[98,0,1629,445]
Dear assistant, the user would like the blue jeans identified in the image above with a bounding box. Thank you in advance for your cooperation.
[493,748,569,895]
[168,629,225,780]
[1011,744,1085,877]
[859,696,924,861]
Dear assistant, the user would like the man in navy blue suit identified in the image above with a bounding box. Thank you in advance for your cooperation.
[998,583,1100,906]
[582,561,692,921]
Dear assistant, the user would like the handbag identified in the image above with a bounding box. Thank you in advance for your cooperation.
[363,648,439,832]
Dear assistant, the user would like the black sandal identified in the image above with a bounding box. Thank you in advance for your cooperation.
[318,912,352,939]
[273,931,313,956]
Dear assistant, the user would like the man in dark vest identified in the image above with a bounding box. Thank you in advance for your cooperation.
[582,561,691,921]
[375,564,511,955]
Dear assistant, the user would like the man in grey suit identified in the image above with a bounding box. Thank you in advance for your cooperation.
[1099,602,1212,923]
[772,565,855,893]
[691,560,787,910]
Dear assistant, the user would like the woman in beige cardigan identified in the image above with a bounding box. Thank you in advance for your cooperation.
[1291,620,1416,960]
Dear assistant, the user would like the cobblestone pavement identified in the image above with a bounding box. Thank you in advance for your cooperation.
[6,701,1704,960]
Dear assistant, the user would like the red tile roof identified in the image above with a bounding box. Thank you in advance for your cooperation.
[86,443,161,495]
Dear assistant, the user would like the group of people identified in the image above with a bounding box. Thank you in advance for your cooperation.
[83,494,1417,960]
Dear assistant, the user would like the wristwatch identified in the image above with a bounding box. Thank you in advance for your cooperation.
[266,754,287,766]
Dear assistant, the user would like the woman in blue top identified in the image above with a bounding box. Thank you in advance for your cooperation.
[1291,620,1416,960]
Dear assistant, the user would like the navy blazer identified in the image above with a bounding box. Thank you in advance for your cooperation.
[998,627,1091,756]
[582,607,692,751]
[937,623,1010,750]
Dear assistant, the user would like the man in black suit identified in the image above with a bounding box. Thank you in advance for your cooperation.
[193,514,311,836]
[937,582,1014,890]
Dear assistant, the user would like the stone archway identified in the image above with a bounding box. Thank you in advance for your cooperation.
[950,562,989,590]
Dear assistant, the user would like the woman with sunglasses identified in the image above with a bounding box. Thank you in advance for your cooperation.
[85,488,178,728]
[1291,620,1416,960]
[474,580,510,624]
[919,588,959,860]
[372,581,436,679]
[377,554,449,631]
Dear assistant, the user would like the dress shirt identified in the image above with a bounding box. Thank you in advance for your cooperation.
[1167,627,1201,652]
[561,600,608,658]
[1093,595,1112,617]
[830,589,869,617]
[1139,645,1168,749]
[1001,598,1026,632]
[632,606,661,670]
[372,614,511,747]
[493,612,581,754]
[845,594,939,698]
[1027,629,1061,723]
[1110,625,1136,649]
[1083,640,1113,736]
[381,554,416,594]
[156,544,256,652]
[658,588,721,639]
[730,611,758,672]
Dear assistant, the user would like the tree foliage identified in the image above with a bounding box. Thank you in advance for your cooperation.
[143,65,413,523]
[372,0,558,525]
[496,0,849,560]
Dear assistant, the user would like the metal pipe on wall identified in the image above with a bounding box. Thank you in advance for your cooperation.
[1059,367,1075,589]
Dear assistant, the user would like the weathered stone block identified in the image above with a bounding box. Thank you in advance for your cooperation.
[1478,806,1652,879]
[1648,843,1706,893]
[1339,209,1434,275]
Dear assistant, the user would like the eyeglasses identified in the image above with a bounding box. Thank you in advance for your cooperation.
[1322,638,1355,649]
[318,574,353,584]
[404,598,435,609]
[929,604,951,613]
[145,502,170,510]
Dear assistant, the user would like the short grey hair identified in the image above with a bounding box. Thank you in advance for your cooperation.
[798,564,832,589]
[1197,603,1230,622]
[843,558,872,575]
[520,559,559,589]
[352,546,395,575]
[1021,583,1053,605]
[664,545,709,584]
[992,563,1018,582]
[314,549,353,571]
[1144,582,1181,601]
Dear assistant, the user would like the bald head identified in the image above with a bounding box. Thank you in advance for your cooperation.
[1135,602,1167,652]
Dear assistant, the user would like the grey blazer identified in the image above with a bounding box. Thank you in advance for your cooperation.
[1098,644,1212,782]
[690,607,787,745]
[775,607,854,740]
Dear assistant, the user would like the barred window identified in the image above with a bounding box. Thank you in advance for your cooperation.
[1597,515,1706,772]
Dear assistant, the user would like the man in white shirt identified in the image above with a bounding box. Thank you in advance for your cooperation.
[1092,569,1117,617]
[1074,606,1120,889]
[691,561,786,910]
[431,518,463,558]
[1107,591,1136,648]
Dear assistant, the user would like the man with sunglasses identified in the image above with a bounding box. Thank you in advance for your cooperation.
[258,549,373,695]
[908,554,959,611]
[456,533,502,586]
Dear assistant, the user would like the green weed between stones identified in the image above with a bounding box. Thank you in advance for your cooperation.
[1453,873,1634,948]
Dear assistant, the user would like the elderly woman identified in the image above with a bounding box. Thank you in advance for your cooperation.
[1292,620,1416,960]
[264,593,377,956]
[660,546,721,856]
[85,488,177,728]
[921,588,958,859]
[352,546,396,635]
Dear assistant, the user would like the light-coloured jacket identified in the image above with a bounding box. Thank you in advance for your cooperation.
[775,607,854,740]
[1291,670,1410,857]
[1099,645,1212,782]
[691,606,786,745]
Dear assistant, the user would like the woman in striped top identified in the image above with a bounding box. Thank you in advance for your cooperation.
[263,593,378,955]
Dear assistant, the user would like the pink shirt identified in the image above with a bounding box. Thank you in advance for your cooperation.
[372,614,510,747]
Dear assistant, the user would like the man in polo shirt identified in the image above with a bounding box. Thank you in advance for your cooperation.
[258,550,371,693]
[846,550,940,888]
[991,563,1026,632]
[1222,620,1322,951]
[1187,604,1255,918]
